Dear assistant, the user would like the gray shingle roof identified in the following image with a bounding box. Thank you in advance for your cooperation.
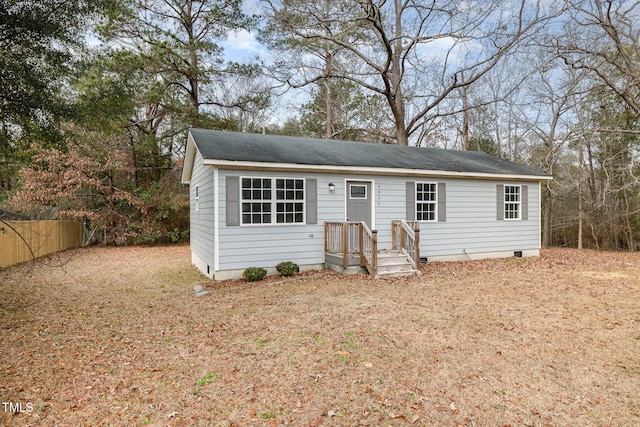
[189,128,549,178]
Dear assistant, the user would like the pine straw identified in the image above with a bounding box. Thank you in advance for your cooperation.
[1,246,639,426]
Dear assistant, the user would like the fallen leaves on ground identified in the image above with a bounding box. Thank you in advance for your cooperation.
[1,246,639,425]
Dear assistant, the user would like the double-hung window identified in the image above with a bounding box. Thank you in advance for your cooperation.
[416,182,437,221]
[504,185,520,220]
[241,178,272,224]
[241,177,304,225]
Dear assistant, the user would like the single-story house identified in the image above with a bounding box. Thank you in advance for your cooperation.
[181,128,552,280]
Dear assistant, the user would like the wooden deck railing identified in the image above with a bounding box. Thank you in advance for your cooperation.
[324,221,377,274]
[391,220,420,270]
[359,222,377,275]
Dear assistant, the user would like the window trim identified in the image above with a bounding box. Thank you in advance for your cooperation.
[240,176,306,226]
[415,181,438,222]
[503,184,521,221]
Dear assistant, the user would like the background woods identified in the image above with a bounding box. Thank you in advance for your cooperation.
[2,0,640,250]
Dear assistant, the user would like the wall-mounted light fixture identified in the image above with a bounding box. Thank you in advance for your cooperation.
[328,182,335,192]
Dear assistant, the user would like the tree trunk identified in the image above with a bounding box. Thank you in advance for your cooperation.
[323,0,334,139]
[623,189,634,250]
[389,0,407,145]
[325,79,334,139]
[393,116,408,145]
[460,83,470,150]
[578,150,583,249]
[185,1,200,115]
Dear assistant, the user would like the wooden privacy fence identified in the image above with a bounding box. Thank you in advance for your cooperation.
[0,220,83,268]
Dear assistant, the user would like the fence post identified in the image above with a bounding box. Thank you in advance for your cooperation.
[342,222,348,269]
[414,228,420,270]
[414,222,420,269]
[324,222,328,254]
[359,223,364,267]
[372,230,378,274]
[391,221,397,250]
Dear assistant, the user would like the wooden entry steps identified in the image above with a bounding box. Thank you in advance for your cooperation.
[376,250,420,279]
[324,220,421,279]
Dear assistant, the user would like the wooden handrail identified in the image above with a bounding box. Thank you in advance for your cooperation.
[391,220,420,270]
[324,221,377,277]
[359,221,377,276]
[342,222,348,268]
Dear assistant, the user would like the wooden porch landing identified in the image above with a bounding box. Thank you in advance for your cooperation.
[324,220,421,279]
[325,249,419,279]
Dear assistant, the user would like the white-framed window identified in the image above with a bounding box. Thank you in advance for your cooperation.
[276,178,305,223]
[416,182,437,221]
[241,177,305,225]
[195,185,199,212]
[349,184,367,199]
[504,185,521,220]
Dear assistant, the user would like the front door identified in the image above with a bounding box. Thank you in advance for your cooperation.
[346,181,372,228]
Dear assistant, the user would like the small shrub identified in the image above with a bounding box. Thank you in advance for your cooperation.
[243,267,267,282]
[168,227,189,243]
[276,261,299,277]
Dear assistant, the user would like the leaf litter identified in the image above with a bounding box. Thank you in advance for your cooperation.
[1,246,639,425]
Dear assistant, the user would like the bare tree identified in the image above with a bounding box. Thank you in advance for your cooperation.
[450,54,535,158]
[556,0,640,115]
[263,0,563,145]
[523,52,586,248]
[208,63,276,133]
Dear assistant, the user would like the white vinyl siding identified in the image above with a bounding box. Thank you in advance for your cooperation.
[219,171,324,270]
[216,168,540,271]
[189,151,215,270]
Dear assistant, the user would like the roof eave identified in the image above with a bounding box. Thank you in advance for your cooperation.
[181,132,197,184]
[203,159,552,181]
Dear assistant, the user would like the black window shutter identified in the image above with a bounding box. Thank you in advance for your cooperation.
[406,181,415,221]
[226,176,240,226]
[306,178,317,224]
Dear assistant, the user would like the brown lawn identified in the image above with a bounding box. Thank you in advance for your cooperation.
[1,245,639,426]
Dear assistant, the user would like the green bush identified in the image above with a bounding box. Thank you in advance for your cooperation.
[276,261,299,276]
[243,267,267,282]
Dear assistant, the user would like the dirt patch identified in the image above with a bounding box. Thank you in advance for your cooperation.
[1,246,639,425]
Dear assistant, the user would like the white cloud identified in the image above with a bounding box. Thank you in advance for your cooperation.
[222,29,270,63]
[225,29,260,52]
